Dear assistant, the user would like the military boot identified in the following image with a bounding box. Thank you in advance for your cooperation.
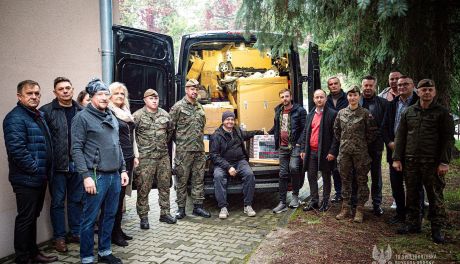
[335,203,351,220]
[353,206,364,223]
[175,207,186,219]
[192,204,211,218]
[431,228,445,244]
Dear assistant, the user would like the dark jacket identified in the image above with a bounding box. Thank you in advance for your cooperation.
[326,90,348,111]
[393,100,454,164]
[299,106,339,172]
[40,99,82,172]
[382,92,419,162]
[71,104,126,179]
[3,103,53,187]
[210,125,263,170]
[269,103,307,150]
[359,95,388,152]
[116,117,135,161]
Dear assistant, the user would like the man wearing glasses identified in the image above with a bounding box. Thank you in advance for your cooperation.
[170,79,211,219]
[72,79,129,264]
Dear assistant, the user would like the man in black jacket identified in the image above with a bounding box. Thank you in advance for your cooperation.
[40,77,83,252]
[300,89,339,212]
[210,111,264,219]
[325,77,348,203]
[355,75,388,216]
[3,80,58,264]
[270,89,307,213]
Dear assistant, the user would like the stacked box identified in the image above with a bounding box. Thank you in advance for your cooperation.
[250,135,278,160]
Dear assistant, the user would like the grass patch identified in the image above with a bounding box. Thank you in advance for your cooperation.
[289,208,303,221]
[455,140,460,151]
[445,188,460,210]
[291,209,322,225]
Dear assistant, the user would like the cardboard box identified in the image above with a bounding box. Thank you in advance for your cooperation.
[186,57,205,80]
[237,76,288,131]
[250,135,278,160]
[202,103,234,134]
[200,71,220,98]
[203,136,210,153]
[202,50,224,72]
[228,47,272,69]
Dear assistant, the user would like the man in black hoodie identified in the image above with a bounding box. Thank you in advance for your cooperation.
[210,111,264,219]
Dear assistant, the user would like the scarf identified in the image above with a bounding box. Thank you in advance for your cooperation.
[108,102,134,123]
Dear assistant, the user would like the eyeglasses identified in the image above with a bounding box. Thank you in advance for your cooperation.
[397,82,412,87]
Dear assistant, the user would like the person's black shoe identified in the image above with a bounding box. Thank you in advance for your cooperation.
[192,204,211,218]
[140,217,150,230]
[121,230,133,240]
[331,196,343,203]
[98,254,122,264]
[431,228,445,244]
[32,252,58,263]
[319,201,330,212]
[397,224,422,234]
[112,232,128,247]
[176,207,186,219]
[373,206,384,216]
[388,215,405,225]
[302,203,319,212]
[160,214,177,224]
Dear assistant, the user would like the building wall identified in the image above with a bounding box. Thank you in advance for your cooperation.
[0,0,103,258]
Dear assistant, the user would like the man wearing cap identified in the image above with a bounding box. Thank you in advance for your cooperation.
[71,78,129,264]
[333,85,378,223]
[210,111,264,219]
[170,79,211,219]
[393,79,454,243]
[133,89,176,228]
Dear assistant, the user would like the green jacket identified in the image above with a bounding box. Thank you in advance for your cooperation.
[133,107,172,159]
[393,100,454,164]
[169,97,206,152]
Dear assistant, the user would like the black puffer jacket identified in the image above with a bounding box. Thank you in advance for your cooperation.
[269,103,307,150]
[210,126,263,170]
[40,99,82,172]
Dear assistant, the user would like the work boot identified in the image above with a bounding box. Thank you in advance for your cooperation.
[159,214,177,224]
[112,231,128,247]
[98,254,122,264]
[175,207,186,219]
[397,224,422,234]
[53,238,68,253]
[272,202,288,214]
[140,217,149,229]
[192,204,211,218]
[353,206,364,223]
[335,203,351,220]
[289,194,300,208]
[121,230,133,240]
[431,228,445,244]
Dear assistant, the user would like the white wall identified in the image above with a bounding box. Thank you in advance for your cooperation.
[0,0,102,258]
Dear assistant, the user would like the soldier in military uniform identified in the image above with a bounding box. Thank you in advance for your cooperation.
[170,79,211,219]
[393,79,454,244]
[133,89,177,229]
[334,85,378,223]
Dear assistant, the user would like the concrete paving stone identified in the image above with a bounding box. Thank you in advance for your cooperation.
[226,251,246,260]
[178,256,200,263]
[213,255,234,262]
[198,253,215,261]
[177,250,197,258]
[195,259,216,264]
[213,250,230,257]
[161,248,181,255]
[146,255,168,263]
[161,252,183,261]
[176,244,196,252]
[191,247,211,254]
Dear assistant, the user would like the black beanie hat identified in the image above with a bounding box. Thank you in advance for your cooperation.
[222,110,235,122]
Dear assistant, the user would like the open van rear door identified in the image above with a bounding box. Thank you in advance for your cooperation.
[307,42,321,109]
[113,25,175,113]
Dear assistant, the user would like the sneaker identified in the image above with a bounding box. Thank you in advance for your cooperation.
[272,202,288,214]
[391,201,397,209]
[98,254,122,264]
[289,194,300,208]
[331,196,343,203]
[244,205,256,217]
[219,207,229,219]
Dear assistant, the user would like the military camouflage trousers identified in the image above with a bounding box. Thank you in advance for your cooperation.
[174,151,205,207]
[404,160,446,229]
[135,155,172,217]
[338,152,371,206]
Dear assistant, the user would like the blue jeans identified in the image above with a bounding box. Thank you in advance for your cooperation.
[278,146,302,203]
[80,172,121,264]
[213,159,255,208]
[50,171,83,239]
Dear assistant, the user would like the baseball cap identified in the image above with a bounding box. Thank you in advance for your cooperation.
[143,88,158,98]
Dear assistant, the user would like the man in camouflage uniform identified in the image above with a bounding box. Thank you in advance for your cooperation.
[133,89,177,229]
[334,85,378,223]
[393,79,454,244]
[170,79,211,219]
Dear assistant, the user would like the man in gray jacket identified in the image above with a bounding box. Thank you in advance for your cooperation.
[71,78,129,264]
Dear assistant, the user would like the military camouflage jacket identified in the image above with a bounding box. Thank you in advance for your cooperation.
[333,105,378,155]
[170,97,205,151]
[133,107,172,159]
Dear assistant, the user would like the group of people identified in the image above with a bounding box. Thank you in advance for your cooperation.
[2,71,454,264]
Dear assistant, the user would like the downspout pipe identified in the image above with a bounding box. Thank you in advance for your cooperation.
[100,0,113,84]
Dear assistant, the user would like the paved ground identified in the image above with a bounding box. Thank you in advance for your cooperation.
[2,179,314,264]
